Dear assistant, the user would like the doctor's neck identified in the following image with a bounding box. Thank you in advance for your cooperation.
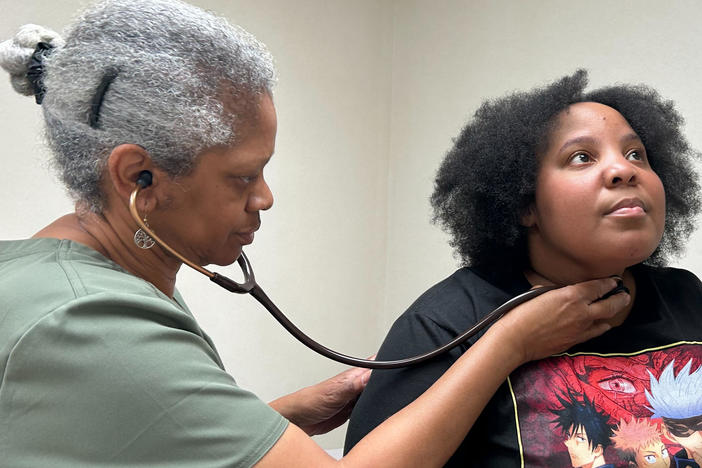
[34,208,182,298]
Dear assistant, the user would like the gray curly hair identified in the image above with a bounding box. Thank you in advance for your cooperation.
[0,0,276,211]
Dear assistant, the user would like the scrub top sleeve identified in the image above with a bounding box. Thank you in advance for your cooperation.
[0,294,288,468]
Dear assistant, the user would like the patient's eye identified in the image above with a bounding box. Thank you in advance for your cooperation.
[626,150,643,161]
[570,152,592,165]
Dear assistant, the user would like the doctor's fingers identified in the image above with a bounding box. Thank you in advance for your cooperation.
[552,278,628,317]
[583,281,631,320]
[554,280,631,343]
[529,279,629,336]
[562,277,620,302]
[578,276,632,304]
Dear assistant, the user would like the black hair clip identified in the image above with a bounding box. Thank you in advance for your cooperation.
[27,42,54,104]
[88,68,119,129]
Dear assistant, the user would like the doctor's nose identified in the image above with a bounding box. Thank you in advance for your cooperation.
[248,178,274,212]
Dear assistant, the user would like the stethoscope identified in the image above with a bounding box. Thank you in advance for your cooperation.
[129,170,562,369]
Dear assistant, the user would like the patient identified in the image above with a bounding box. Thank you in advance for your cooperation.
[345,70,702,467]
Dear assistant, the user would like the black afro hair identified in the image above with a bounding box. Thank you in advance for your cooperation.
[431,70,700,273]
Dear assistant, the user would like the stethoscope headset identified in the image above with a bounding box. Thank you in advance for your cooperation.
[129,170,626,370]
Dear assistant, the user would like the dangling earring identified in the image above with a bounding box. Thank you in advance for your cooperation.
[134,215,155,249]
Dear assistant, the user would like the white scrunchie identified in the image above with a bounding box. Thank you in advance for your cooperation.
[0,24,64,96]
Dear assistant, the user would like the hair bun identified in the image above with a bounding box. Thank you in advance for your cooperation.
[0,24,64,97]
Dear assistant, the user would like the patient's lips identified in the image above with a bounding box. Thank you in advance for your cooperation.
[605,198,646,217]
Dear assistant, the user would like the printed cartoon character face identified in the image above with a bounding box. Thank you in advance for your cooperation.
[647,359,702,466]
[612,416,671,468]
[564,424,603,467]
[633,441,669,467]
[576,355,653,419]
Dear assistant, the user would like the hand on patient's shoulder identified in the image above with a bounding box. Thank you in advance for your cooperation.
[270,364,372,436]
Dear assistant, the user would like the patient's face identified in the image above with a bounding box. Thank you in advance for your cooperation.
[523,102,665,282]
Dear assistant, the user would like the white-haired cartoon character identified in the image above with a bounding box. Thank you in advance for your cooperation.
[646,360,702,468]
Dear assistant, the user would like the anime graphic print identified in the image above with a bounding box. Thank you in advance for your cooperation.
[511,343,702,468]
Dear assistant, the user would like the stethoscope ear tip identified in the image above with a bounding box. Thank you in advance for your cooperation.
[136,170,153,188]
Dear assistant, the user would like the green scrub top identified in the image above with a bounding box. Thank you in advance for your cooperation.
[0,238,288,467]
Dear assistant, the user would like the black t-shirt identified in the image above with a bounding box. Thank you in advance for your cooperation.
[344,264,702,467]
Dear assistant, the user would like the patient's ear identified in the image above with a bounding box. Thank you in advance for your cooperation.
[520,204,537,227]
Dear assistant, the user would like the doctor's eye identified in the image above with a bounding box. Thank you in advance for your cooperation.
[228,173,260,190]
[644,455,657,463]
[231,173,259,185]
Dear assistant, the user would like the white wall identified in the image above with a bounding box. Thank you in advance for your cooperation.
[2,0,701,451]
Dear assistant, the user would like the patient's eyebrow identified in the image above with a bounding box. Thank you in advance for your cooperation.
[556,133,642,154]
[557,136,599,154]
[620,133,642,145]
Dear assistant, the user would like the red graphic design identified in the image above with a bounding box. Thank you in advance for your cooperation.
[511,344,702,468]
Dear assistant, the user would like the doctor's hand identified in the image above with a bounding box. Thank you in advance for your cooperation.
[487,277,631,365]
[269,365,372,436]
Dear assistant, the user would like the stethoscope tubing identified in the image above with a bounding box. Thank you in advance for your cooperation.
[131,178,558,370]
[214,268,557,369]
[248,281,557,369]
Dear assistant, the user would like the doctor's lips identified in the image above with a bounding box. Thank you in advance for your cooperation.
[604,198,647,217]
[236,225,260,245]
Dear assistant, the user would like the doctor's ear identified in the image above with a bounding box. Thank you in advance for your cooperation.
[136,171,153,189]
[106,144,161,209]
